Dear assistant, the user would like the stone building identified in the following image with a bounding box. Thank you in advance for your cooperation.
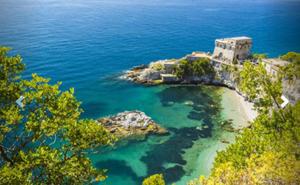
[212,36,252,65]
[262,58,299,106]
[261,58,289,76]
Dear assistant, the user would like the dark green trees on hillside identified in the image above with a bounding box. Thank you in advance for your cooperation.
[0,47,115,184]
[174,58,214,79]
[191,52,300,185]
[281,52,300,79]
[194,101,300,185]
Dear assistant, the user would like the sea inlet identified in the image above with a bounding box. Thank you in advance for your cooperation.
[88,81,249,185]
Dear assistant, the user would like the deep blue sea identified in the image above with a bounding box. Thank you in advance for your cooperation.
[1,0,300,184]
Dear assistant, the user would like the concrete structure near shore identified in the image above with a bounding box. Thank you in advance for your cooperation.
[212,36,252,65]
[124,35,299,107]
[262,58,290,76]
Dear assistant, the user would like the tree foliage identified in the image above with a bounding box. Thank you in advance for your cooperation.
[142,174,165,185]
[0,47,115,184]
[191,151,299,185]
[195,53,300,185]
[174,58,214,79]
[239,61,283,113]
[195,101,300,185]
[251,53,268,60]
[281,52,300,79]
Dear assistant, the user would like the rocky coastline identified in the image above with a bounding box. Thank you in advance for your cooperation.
[121,53,240,90]
[121,52,259,125]
[98,111,168,140]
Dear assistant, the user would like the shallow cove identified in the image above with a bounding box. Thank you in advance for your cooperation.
[89,82,245,185]
[1,0,298,184]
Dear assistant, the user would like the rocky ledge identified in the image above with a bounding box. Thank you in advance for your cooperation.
[120,53,237,89]
[98,111,168,140]
[120,59,181,85]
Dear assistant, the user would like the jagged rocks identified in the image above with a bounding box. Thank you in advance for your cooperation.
[98,111,168,140]
[121,60,179,84]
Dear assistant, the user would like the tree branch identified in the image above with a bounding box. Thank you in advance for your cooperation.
[0,145,13,165]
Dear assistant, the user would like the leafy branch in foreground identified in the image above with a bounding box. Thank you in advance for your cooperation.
[142,174,165,185]
[0,47,116,184]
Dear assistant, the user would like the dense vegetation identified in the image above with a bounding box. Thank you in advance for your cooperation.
[189,52,300,185]
[174,58,214,79]
[0,47,115,184]
[1,46,299,184]
[196,102,300,184]
[142,174,165,185]
[281,52,300,79]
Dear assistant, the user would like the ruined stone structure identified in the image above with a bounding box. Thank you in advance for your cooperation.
[262,58,300,106]
[212,36,252,65]
[262,58,289,76]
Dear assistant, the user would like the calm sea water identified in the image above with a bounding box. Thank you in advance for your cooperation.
[1,0,300,184]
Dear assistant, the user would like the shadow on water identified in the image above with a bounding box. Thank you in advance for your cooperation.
[95,85,223,184]
[158,85,222,124]
[81,101,108,119]
[95,159,141,182]
[140,85,222,183]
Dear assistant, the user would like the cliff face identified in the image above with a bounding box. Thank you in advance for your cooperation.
[211,63,239,89]
[283,78,300,105]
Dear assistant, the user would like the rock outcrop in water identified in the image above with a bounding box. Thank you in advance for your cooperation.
[98,111,168,140]
[121,59,181,85]
[121,53,238,89]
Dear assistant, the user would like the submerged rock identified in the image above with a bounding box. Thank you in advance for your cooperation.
[221,139,230,144]
[98,111,168,140]
[184,100,194,106]
[220,119,238,132]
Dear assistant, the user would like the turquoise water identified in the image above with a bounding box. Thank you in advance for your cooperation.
[90,85,226,185]
[1,0,300,184]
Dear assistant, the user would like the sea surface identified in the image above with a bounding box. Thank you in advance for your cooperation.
[1,0,300,184]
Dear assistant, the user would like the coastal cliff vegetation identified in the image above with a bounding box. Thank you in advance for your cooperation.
[174,58,214,79]
[143,52,300,185]
[1,46,299,184]
[188,52,300,185]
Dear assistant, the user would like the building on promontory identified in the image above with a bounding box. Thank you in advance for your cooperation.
[212,36,252,65]
[261,58,290,77]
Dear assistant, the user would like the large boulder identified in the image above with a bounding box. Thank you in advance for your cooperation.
[98,111,168,140]
[138,68,162,81]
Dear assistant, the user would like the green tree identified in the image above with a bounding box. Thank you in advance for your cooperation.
[174,58,213,79]
[251,53,268,60]
[195,101,300,185]
[281,52,300,80]
[280,51,300,63]
[142,174,165,185]
[193,53,300,185]
[239,61,283,113]
[191,151,300,185]
[0,47,115,184]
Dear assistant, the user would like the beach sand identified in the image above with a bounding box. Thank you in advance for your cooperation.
[177,88,258,185]
[221,88,258,130]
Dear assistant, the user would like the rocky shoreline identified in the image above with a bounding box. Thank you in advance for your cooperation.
[120,53,259,128]
[120,53,238,90]
[98,111,168,140]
